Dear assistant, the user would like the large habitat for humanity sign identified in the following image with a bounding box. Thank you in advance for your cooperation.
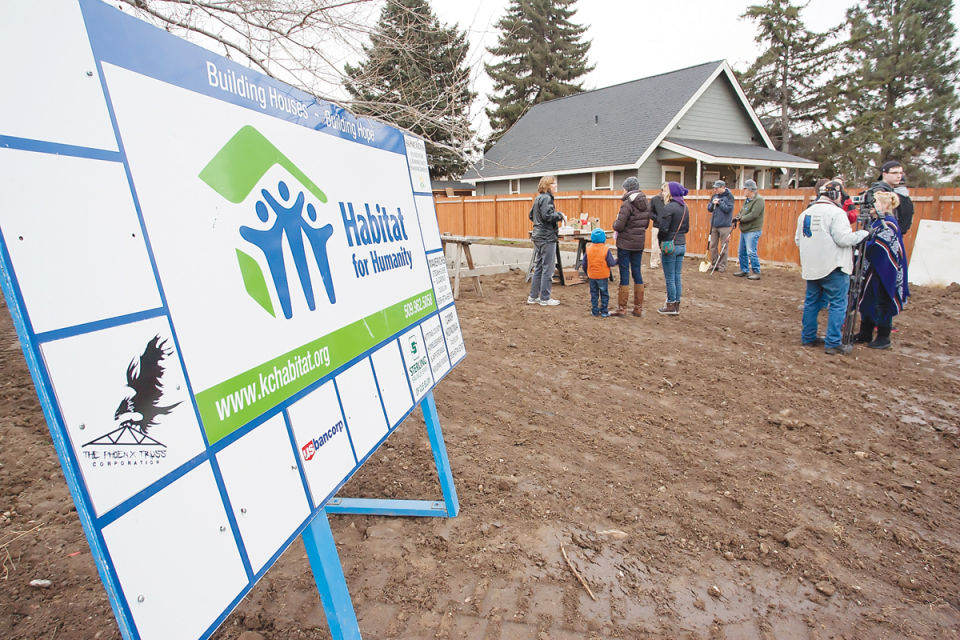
[0,1,464,639]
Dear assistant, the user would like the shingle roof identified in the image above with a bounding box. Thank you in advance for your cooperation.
[664,137,817,166]
[463,61,724,181]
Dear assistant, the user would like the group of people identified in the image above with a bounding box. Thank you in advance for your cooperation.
[527,175,764,317]
[527,176,693,317]
[527,163,911,354]
[797,161,912,354]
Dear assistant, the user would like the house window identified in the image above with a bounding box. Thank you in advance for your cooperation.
[593,171,612,190]
[509,179,520,194]
[662,165,684,185]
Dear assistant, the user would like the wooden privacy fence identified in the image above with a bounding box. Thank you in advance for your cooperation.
[435,188,960,265]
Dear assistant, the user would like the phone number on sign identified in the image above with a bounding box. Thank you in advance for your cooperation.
[404,292,434,318]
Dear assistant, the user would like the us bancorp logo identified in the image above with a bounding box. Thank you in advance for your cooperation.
[300,419,345,461]
[199,126,336,319]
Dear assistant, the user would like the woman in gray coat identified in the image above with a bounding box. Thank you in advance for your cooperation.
[527,176,566,306]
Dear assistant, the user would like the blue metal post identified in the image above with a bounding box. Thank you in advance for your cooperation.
[420,391,459,517]
[302,509,362,640]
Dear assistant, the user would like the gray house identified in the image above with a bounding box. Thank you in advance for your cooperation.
[462,60,817,194]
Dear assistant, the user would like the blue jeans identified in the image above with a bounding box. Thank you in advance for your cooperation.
[589,278,609,315]
[661,244,686,302]
[616,248,643,285]
[738,230,762,273]
[802,268,850,348]
[529,240,557,301]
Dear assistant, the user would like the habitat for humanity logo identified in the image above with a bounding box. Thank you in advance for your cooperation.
[82,336,182,469]
[198,125,336,319]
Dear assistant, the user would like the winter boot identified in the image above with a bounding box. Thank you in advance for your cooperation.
[869,325,892,349]
[610,286,630,317]
[854,319,875,343]
[657,301,678,315]
[632,284,645,317]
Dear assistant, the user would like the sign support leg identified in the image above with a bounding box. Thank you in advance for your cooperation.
[302,508,362,640]
[325,391,459,517]
[421,390,459,517]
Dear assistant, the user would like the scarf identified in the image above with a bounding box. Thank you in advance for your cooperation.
[859,214,909,315]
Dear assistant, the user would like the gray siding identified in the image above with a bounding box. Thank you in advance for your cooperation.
[479,180,508,195]
[671,76,761,144]
[637,156,664,189]
[557,173,592,191]
[520,177,541,193]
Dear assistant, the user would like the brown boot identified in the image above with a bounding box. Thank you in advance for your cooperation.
[657,301,678,315]
[609,286,630,316]
[632,284,645,317]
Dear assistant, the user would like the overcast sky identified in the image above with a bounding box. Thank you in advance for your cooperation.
[430,0,960,137]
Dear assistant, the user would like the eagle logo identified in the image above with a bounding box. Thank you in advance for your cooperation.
[83,336,182,448]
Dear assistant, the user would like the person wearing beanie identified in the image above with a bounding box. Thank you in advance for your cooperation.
[732,179,765,279]
[610,176,651,317]
[582,228,617,317]
[860,160,914,234]
[655,182,690,315]
[706,179,735,272]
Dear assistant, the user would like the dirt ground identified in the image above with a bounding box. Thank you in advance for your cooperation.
[2,255,959,640]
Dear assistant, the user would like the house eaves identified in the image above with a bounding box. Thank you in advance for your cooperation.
[661,138,819,170]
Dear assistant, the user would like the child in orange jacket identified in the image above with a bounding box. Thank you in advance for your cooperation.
[583,228,618,317]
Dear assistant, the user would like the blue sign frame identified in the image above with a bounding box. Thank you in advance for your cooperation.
[0,1,462,639]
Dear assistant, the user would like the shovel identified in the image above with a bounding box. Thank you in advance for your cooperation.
[709,231,733,274]
[699,226,713,272]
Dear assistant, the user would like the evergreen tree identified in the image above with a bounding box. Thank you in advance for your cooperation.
[484,0,593,147]
[345,0,475,179]
[822,0,959,185]
[740,0,837,187]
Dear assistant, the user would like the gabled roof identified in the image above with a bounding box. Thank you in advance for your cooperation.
[463,60,779,182]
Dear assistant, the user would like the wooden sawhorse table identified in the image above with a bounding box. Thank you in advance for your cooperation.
[441,235,484,300]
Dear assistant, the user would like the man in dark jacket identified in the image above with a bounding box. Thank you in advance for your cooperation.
[860,160,914,234]
[610,177,651,317]
[706,180,735,272]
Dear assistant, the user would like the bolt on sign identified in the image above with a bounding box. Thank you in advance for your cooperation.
[0,1,464,639]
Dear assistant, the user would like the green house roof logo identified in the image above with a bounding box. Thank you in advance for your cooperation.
[199,126,336,319]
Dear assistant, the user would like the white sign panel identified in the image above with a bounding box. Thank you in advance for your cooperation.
[908,219,960,287]
[0,1,465,639]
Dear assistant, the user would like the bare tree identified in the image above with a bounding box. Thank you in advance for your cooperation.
[116,0,476,163]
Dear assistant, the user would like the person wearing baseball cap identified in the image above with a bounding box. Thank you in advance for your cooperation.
[732,179,764,279]
[706,179,735,272]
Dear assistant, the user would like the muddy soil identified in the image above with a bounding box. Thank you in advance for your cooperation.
[2,258,959,640]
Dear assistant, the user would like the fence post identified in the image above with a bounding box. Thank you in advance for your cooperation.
[459,195,466,237]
